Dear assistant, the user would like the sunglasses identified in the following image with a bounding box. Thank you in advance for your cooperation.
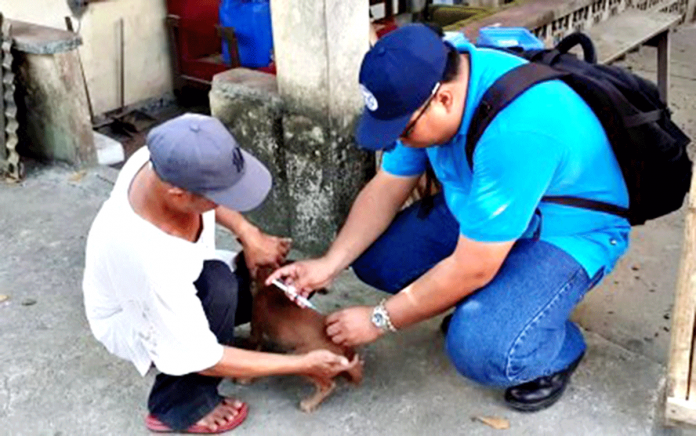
[400,82,442,140]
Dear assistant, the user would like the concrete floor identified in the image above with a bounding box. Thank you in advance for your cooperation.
[2,21,696,436]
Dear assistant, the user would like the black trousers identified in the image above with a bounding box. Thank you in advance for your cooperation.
[147,257,252,431]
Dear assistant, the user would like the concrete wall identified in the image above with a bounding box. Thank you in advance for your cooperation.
[2,0,172,115]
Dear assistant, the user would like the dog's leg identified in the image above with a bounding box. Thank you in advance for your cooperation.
[344,355,364,386]
[247,318,263,351]
[299,376,336,413]
[234,341,261,385]
[235,308,264,386]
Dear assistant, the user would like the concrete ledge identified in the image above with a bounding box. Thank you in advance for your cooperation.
[8,19,82,55]
[211,68,279,100]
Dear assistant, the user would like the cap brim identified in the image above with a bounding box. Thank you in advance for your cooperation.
[355,109,412,151]
[203,150,272,212]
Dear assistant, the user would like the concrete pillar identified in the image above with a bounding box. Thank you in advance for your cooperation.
[271,0,369,128]
[271,0,374,254]
[212,2,375,255]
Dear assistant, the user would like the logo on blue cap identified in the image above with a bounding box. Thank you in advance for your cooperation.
[355,24,450,150]
[360,84,379,112]
[232,147,245,173]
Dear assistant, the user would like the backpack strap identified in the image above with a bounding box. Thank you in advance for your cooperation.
[624,109,665,127]
[541,195,630,219]
[465,62,568,168]
[555,32,597,63]
[465,61,632,220]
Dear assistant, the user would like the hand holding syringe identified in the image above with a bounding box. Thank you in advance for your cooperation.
[271,279,321,313]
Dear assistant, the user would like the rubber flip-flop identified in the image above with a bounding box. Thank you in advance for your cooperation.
[145,402,248,434]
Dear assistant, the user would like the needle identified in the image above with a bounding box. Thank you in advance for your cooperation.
[271,279,321,313]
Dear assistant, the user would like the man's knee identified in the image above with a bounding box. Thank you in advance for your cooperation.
[352,254,400,293]
[444,310,539,387]
[194,260,243,338]
[445,315,513,387]
[445,309,569,387]
[195,260,236,296]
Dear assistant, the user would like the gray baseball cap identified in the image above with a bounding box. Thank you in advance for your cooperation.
[147,113,271,212]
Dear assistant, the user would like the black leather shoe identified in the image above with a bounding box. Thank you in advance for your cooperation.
[504,352,584,412]
[440,314,453,334]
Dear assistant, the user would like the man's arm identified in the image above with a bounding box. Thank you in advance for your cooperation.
[386,235,514,329]
[325,235,514,346]
[215,206,258,239]
[323,169,421,274]
[215,206,291,272]
[266,169,420,292]
[200,346,356,379]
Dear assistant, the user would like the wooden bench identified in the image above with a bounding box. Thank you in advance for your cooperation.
[582,8,681,103]
[462,1,682,103]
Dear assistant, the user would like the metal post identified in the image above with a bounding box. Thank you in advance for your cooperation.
[1,15,22,180]
[657,29,670,104]
[0,13,5,168]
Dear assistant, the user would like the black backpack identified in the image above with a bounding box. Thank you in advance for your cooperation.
[466,32,692,225]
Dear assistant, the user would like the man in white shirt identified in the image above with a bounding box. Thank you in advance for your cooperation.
[83,114,357,434]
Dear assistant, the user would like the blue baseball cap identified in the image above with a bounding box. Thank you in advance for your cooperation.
[147,113,272,212]
[356,24,450,150]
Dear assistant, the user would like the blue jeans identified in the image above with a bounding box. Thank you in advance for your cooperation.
[352,193,603,388]
[147,257,252,431]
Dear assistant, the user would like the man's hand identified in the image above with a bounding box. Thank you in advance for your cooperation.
[265,257,339,299]
[214,207,291,276]
[300,349,360,378]
[326,306,384,347]
[239,227,291,276]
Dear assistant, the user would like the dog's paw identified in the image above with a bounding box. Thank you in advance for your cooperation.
[299,379,336,413]
[299,398,319,413]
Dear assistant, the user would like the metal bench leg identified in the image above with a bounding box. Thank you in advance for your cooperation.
[656,29,670,104]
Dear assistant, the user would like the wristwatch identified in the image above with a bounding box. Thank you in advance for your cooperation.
[371,299,397,332]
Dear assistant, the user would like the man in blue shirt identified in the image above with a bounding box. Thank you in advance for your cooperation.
[268,24,630,411]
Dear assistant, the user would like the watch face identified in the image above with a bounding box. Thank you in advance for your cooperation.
[372,311,385,327]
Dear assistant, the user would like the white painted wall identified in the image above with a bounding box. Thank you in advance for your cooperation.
[2,0,172,114]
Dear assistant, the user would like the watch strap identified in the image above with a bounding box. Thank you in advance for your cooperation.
[374,299,397,332]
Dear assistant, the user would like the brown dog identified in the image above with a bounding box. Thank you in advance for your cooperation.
[246,265,364,412]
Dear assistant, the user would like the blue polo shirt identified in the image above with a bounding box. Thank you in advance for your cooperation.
[381,42,631,277]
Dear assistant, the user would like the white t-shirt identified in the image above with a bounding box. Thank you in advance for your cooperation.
[83,147,226,376]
